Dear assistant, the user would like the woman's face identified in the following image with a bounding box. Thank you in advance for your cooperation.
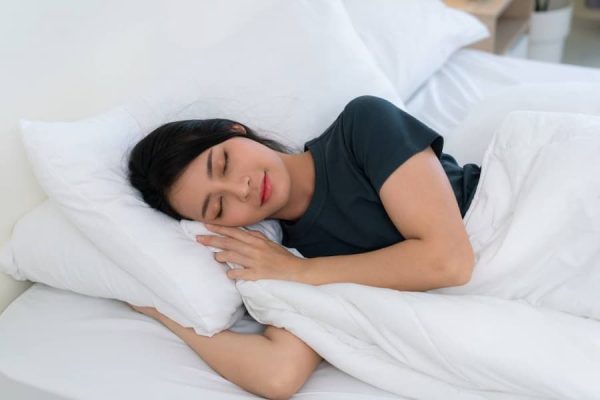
[167,134,290,227]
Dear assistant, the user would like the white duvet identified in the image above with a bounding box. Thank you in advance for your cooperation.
[234,111,600,399]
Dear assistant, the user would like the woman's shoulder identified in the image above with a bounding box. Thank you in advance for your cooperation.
[342,95,403,117]
[306,95,407,151]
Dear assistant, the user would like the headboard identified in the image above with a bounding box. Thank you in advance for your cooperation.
[0,0,279,314]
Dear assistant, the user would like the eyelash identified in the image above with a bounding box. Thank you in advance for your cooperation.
[216,151,228,219]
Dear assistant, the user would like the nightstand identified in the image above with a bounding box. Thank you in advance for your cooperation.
[444,0,534,55]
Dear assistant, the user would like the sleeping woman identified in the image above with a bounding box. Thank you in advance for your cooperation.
[126,95,481,400]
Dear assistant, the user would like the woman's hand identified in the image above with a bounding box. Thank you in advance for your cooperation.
[196,223,306,282]
[127,303,164,321]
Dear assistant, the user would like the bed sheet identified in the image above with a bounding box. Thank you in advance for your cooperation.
[405,49,600,137]
[0,284,403,400]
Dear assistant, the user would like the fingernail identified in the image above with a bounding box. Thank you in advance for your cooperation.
[205,223,213,228]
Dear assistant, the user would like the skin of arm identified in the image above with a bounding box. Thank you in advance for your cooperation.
[299,238,462,291]
[131,305,321,400]
[299,147,475,291]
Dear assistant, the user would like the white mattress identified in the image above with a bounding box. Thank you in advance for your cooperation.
[2,49,600,399]
[0,284,402,400]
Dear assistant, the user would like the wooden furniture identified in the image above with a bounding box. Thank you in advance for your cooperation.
[444,0,534,54]
[574,0,600,21]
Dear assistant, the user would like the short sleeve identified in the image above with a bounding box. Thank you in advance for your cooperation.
[341,95,444,193]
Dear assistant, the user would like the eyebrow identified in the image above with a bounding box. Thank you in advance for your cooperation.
[201,149,213,219]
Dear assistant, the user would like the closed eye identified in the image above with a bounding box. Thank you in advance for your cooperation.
[216,151,228,219]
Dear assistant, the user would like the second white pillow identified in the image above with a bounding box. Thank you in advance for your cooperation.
[343,0,489,101]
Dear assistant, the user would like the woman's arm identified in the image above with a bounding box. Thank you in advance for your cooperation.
[300,147,475,292]
[299,237,461,291]
[129,304,321,400]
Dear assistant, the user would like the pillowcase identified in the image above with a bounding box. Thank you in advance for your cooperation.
[443,82,600,166]
[343,0,489,102]
[0,199,157,306]
[0,199,291,333]
[18,0,403,336]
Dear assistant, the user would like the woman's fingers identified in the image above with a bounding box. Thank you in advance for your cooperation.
[247,230,268,240]
[196,224,266,253]
[204,223,263,244]
[129,303,149,314]
[127,303,163,320]
[226,267,252,281]
[197,234,256,256]
[215,251,254,272]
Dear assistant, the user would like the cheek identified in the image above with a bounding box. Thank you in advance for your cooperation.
[227,203,259,224]
[232,215,259,229]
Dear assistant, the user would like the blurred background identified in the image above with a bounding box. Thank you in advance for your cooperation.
[444,0,600,67]
[564,0,600,67]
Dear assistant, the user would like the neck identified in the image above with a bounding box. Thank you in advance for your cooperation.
[271,150,315,222]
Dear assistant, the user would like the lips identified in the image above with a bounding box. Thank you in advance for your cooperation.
[260,172,266,206]
[260,171,271,206]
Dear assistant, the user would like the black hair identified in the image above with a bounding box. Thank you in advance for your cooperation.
[127,119,293,221]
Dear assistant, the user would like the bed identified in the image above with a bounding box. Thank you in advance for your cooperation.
[2,2,600,399]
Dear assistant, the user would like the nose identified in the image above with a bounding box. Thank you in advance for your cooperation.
[218,175,251,201]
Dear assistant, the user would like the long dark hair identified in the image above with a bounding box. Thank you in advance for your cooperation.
[127,119,293,221]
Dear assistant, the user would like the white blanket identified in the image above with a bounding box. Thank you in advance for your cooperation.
[235,111,600,399]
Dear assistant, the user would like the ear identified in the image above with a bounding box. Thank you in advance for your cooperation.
[230,123,247,135]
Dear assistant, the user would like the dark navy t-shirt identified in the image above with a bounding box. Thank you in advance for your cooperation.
[280,95,481,258]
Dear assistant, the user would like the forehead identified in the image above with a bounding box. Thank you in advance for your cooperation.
[168,148,209,207]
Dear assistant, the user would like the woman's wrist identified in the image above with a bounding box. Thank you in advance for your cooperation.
[295,257,314,285]
[156,311,177,327]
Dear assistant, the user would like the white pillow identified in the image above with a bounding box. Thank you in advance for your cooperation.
[126,1,405,152]
[18,0,403,336]
[0,199,290,332]
[0,199,156,306]
[343,0,489,101]
[444,82,600,166]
